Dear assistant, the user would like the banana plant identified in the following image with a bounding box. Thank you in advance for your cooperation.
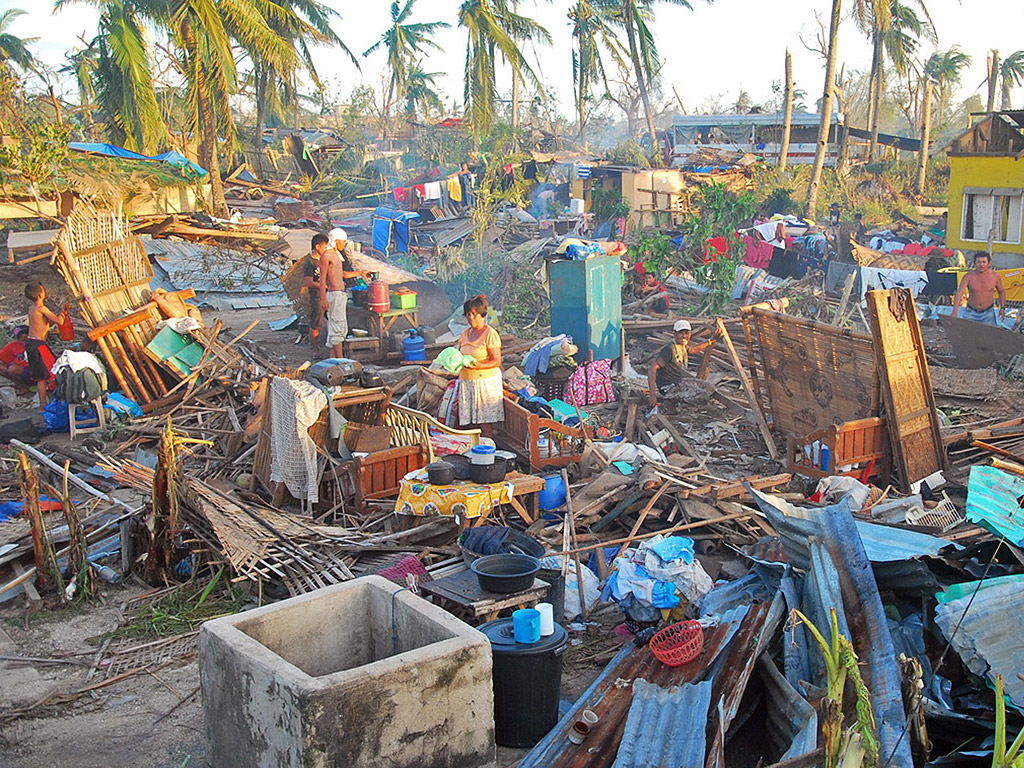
[794,608,880,768]
[993,675,1024,768]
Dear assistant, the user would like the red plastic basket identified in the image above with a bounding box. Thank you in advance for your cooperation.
[649,621,704,666]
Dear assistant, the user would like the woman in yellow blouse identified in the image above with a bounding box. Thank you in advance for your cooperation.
[458,295,503,437]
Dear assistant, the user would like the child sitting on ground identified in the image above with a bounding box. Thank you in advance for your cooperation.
[24,282,66,412]
[0,324,33,391]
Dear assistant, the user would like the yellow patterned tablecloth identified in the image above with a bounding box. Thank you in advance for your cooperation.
[395,468,514,520]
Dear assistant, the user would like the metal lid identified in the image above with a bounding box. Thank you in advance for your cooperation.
[478,618,568,655]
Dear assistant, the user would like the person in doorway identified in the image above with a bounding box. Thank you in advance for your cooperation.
[458,295,503,438]
[647,319,720,408]
[24,282,65,411]
[304,233,329,358]
[952,252,1006,325]
[0,325,33,389]
[319,228,371,358]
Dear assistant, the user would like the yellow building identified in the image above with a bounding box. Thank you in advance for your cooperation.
[945,111,1024,267]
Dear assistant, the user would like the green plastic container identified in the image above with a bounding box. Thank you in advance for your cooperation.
[391,289,417,309]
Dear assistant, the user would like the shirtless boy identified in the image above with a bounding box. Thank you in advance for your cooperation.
[25,282,66,410]
[952,252,1006,326]
[318,229,371,358]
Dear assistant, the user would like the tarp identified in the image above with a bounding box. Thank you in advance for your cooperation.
[69,142,208,176]
[371,207,419,257]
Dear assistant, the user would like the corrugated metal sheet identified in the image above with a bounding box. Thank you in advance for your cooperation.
[611,679,713,768]
[143,237,287,296]
[518,602,759,768]
[965,465,1024,546]
[749,487,915,768]
[758,655,817,762]
[935,575,1024,712]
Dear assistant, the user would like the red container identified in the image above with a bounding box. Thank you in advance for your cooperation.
[367,277,390,313]
[57,309,75,341]
[649,621,704,666]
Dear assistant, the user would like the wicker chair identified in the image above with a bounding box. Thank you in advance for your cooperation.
[382,402,481,462]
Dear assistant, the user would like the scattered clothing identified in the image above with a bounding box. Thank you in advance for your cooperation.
[743,233,774,269]
[446,175,462,202]
[268,377,328,503]
[861,266,929,297]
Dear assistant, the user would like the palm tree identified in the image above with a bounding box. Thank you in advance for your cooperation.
[858,0,933,161]
[617,0,704,161]
[924,45,971,126]
[458,0,549,144]
[364,1,448,137]
[61,42,100,139]
[0,8,36,74]
[999,50,1024,109]
[403,64,444,121]
[806,0,842,216]
[569,0,624,146]
[59,0,167,153]
[251,0,350,169]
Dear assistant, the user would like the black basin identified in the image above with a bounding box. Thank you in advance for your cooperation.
[470,553,541,594]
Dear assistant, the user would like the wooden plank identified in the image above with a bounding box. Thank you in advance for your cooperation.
[865,289,945,492]
[716,318,778,459]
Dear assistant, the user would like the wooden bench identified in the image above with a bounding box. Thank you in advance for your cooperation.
[495,397,588,472]
[788,416,890,483]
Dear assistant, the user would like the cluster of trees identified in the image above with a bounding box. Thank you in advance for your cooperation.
[2,0,1024,217]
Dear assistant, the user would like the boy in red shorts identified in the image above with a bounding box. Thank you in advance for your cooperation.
[25,283,65,411]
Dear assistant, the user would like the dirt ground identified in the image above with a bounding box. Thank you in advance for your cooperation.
[0,580,626,768]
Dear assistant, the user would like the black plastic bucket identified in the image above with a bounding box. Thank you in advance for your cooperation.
[478,618,568,747]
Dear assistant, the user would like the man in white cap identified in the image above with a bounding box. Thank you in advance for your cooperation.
[319,228,371,357]
[647,319,718,407]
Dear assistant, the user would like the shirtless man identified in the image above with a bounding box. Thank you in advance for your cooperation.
[25,282,66,410]
[318,228,371,358]
[952,252,1006,326]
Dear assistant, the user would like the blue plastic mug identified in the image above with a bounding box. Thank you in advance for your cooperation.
[512,608,541,644]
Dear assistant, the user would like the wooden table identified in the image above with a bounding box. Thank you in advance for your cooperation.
[504,471,544,524]
[367,307,419,360]
[421,569,550,623]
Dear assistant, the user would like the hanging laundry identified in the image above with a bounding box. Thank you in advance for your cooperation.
[447,175,462,202]
[393,187,407,202]
[423,181,442,200]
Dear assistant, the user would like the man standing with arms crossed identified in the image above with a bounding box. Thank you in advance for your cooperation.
[952,251,1007,326]
[319,229,371,358]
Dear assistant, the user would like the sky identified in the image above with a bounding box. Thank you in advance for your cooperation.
[6,0,1024,121]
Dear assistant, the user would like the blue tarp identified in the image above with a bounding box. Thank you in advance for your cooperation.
[69,143,208,176]
[371,207,419,257]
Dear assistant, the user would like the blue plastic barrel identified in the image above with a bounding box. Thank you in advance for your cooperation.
[538,474,566,510]
[403,329,426,361]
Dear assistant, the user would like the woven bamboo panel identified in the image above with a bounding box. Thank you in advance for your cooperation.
[865,289,945,491]
[54,202,154,327]
[749,308,880,437]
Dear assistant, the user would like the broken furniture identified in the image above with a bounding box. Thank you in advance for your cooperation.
[253,381,392,507]
[420,568,550,623]
[497,397,588,472]
[865,288,946,491]
[200,575,495,768]
[787,416,890,481]
[366,306,419,361]
[383,402,481,461]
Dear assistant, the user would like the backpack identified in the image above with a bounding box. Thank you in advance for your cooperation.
[564,359,615,407]
[55,366,107,405]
